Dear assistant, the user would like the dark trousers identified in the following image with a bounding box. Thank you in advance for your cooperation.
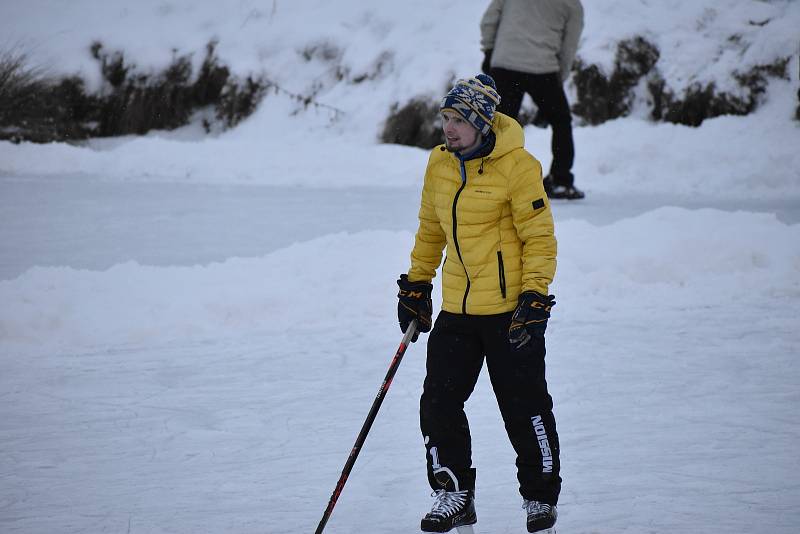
[491,68,575,186]
[420,311,561,504]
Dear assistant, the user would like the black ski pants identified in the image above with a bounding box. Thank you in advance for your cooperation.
[420,311,561,504]
[491,68,576,186]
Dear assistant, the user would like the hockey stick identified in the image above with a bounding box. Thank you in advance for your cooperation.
[314,319,419,534]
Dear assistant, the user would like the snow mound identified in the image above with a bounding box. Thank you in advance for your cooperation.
[3,209,797,350]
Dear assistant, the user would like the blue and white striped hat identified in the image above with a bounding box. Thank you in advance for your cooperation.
[440,74,501,135]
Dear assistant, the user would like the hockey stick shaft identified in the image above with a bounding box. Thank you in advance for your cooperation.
[314,319,418,534]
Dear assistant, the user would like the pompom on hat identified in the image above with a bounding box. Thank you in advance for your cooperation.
[440,74,501,136]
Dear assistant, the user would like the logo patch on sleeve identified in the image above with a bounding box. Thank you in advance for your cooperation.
[532,198,545,210]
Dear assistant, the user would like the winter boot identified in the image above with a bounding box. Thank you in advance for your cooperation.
[544,174,584,200]
[420,488,476,532]
[524,499,557,533]
[548,183,584,200]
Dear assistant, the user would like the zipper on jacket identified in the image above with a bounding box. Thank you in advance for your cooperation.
[497,250,507,299]
[453,158,470,314]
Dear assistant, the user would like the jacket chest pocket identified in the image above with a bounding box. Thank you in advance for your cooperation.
[460,188,506,224]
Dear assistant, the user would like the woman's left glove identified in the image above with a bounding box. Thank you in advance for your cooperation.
[508,291,555,350]
[397,274,433,342]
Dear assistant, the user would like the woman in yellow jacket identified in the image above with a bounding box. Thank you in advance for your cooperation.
[396,74,561,534]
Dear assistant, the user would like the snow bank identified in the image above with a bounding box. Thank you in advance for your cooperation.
[0,231,413,348]
[555,207,800,297]
[1,78,798,196]
[1,0,797,196]
[0,131,428,188]
[566,79,800,199]
[3,208,797,350]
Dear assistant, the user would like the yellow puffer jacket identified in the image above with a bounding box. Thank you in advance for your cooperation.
[407,112,556,315]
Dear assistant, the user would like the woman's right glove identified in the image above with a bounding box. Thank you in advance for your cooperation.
[396,274,433,342]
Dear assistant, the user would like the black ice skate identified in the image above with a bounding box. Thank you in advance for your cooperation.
[544,174,584,200]
[524,499,557,533]
[420,489,476,533]
[549,183,584,199]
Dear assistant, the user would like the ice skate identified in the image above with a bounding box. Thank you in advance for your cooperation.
[544,174,584,200]
[524,499,557,533]
[420,489,476,532]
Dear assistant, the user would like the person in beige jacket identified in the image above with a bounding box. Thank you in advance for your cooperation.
[481,0,585,200]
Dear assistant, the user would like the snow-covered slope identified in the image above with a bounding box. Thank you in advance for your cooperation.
[3,0,797,113]
[1,1,798,195]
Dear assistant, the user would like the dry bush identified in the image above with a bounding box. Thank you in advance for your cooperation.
[0,42,269,143]
[572,36,791,127]
[380,98,443,149]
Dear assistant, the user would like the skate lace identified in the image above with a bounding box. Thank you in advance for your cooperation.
[523,499,552,518]
[429,489,469,518]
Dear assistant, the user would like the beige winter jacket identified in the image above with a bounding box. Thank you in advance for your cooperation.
[480,0,584,81]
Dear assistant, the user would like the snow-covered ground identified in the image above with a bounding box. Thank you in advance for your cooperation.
[2,1,800,533]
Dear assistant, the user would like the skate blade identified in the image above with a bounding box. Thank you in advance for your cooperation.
[455,526,475,534]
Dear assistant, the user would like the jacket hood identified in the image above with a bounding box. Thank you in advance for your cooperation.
[489,112,525,159]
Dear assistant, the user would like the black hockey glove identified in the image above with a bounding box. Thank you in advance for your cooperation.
[481,49,493,75]
[397,274,433,342]
[508,291,555,350]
